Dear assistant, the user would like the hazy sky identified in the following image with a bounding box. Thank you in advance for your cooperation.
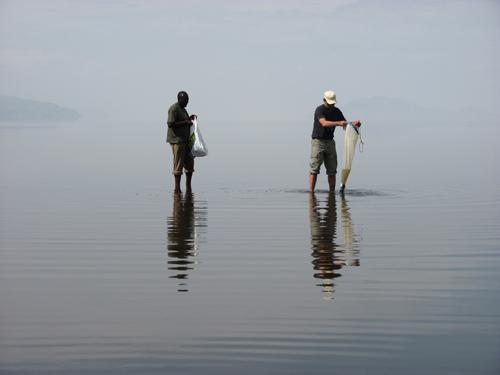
[1,0,499,121]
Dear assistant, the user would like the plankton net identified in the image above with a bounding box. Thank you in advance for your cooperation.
[339,122,361,193]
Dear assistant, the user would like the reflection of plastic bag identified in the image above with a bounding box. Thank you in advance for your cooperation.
[340,122,359,189]
[189,118,208,158]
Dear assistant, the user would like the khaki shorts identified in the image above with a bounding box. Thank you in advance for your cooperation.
[309,139,337,176]
[170,143,194,175]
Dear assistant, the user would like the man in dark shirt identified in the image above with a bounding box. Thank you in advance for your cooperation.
[309,91,361,193]
[167,91,197,193]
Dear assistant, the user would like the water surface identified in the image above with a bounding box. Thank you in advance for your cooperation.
[1,120,499,374]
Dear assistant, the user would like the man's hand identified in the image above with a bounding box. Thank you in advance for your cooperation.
[352,120,361,127]
[190,115,197,120]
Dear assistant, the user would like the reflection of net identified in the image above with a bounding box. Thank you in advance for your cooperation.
[341,197,360,267]
[167,193,207,292]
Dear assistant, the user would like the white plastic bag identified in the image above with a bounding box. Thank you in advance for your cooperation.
[340,122,359,191]
[188,118,208,158]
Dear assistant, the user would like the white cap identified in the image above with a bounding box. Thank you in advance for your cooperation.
[324,91,337,104]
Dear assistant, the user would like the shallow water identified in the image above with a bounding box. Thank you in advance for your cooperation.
[1,121,499,374]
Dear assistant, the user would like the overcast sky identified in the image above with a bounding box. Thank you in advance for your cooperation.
[1,0,499,121]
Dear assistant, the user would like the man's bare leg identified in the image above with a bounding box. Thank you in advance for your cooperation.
[174,175,182,193]
[309,173,317,192]
[328,175,336,192]
[185,173,193,192]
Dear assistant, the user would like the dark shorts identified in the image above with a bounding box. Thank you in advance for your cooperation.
[170,143,194,175]
[309,139,337,176]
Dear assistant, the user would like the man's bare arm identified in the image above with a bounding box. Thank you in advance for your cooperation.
[319,119,362,128]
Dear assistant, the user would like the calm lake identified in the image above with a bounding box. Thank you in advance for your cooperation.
[1,120,499,374]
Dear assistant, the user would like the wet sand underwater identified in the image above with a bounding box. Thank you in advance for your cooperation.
[1,120,499,374]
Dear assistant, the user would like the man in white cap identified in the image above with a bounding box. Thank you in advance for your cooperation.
[309,91,361,192]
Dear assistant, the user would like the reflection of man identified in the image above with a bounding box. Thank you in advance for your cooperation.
[309,193,341,298]
[167,192,197,292]
[309,192,360,299]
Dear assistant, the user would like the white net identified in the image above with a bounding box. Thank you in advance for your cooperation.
[340,123,359,188]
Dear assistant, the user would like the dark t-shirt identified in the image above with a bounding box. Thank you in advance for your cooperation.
[311,104,346,140]
[166,102,190,144]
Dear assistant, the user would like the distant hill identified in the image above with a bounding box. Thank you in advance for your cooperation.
[342,97,496,122]
[0,95,81,122]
